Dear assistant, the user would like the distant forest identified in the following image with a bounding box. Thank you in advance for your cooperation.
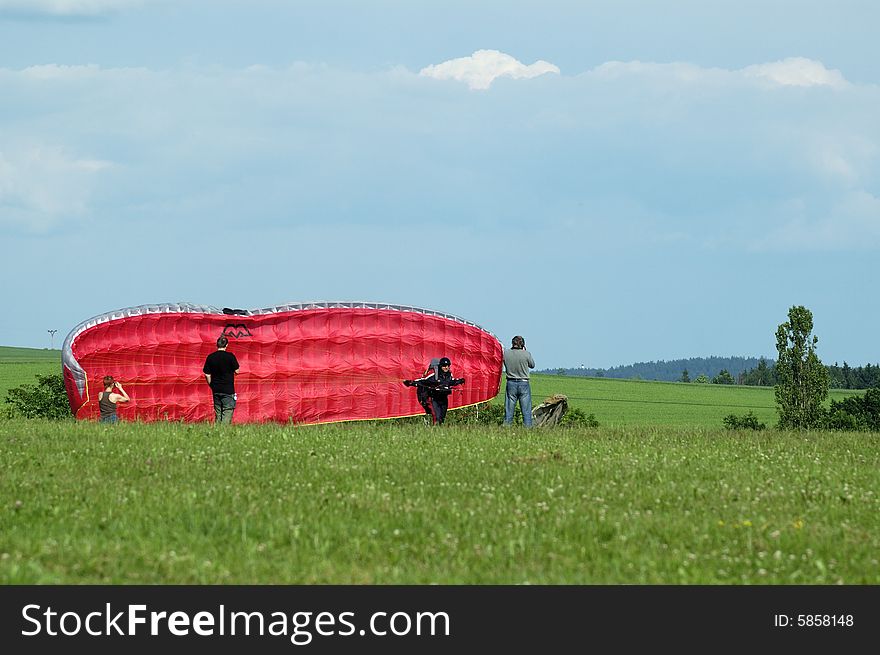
[540,357,880,389]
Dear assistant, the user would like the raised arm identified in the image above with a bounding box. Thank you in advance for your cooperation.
[111,382,131,404]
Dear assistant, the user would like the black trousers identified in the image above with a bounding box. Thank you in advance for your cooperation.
[430,396,449,424]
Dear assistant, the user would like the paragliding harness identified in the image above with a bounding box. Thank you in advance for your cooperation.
[413,358,441,417]
[404,358,465,424]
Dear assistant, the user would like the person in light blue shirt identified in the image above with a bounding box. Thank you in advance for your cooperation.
[503,335,535,427]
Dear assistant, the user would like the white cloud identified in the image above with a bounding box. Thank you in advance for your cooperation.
[419,49,560,90]
[741,57,848,88]
[1,57,875,252]
[21,63,102,80]
[0,147,111,231]
[812,147,858,186]
[0,0,148,17]
[591,57,849,89]
[750,191,880,252]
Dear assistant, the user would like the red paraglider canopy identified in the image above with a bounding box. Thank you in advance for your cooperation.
[62,301,502,424]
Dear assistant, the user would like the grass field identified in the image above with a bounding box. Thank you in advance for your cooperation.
[2,346,878,584]
[529,374,791,428]
[2,419,878,584]
[0,347,59,402]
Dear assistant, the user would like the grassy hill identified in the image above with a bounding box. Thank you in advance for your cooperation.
[0,346,60,361]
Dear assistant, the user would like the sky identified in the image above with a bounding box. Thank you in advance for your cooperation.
[1,0,879,369]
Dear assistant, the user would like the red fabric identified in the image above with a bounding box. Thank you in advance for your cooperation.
[63,308,502,424]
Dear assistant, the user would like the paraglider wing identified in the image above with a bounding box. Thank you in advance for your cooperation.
[62,301,502,424]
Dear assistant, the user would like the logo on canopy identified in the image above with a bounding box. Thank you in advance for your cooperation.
[222,324,253,338]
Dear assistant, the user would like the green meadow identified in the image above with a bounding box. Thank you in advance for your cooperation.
[1,346,878,584]
[0,347,59,401]
[526,374,850,428]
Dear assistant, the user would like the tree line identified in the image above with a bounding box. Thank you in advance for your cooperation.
[546,356,767,383]
[737,359,880,389]
[547,356,880,390]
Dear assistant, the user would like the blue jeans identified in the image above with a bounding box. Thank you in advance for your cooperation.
[99,414,118,424]
[213,393,236,424]
[505,379,533,427]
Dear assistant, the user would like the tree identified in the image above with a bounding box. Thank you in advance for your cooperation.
[680,369,690,383]
[712,369,735,385]
[694,374,709,384]
[774,306,829,429]
[842,361,852,389]
[757,358,775,386]
[740,357,776,386]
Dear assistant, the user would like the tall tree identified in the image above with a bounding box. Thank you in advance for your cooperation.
[757,358,775,386]
[774,306,829,429]
[842,361,852,389]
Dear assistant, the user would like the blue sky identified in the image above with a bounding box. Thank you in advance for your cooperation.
[1,1,878,369]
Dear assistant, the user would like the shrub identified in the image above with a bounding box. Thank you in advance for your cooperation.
[722,411,766,431]
[446,402,506,426]
[448,401,599,428]
[4,373,72,420]
[823,387,880,431]
[824,408,865,431]
[559,407,599,428]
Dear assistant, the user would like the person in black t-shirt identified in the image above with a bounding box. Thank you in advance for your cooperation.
[203,336,240,423]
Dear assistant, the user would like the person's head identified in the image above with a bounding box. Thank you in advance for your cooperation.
[102,375,115,390]
[217,336,229,350]
[439,357,451,370]
[511,336,525,349]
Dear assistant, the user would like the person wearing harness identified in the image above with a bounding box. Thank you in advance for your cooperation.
[503,335,535,427]
[98,375,130,423]
[403,356,465,425]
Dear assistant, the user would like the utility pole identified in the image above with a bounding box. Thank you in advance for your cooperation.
[48,329,58,350]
